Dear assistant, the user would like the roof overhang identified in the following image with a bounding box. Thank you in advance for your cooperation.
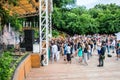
[2,0,52,18]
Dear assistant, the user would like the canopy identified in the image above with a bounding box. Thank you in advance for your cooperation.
[2,0,52,18]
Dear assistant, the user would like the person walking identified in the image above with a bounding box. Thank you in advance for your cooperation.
[78,43,83,63]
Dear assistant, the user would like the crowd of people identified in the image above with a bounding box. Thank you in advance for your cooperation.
[42,34,120,67]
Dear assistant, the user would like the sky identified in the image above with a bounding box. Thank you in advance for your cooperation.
[76,0,120,9]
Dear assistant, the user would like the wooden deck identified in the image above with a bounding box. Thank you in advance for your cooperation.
[25,52,120,80]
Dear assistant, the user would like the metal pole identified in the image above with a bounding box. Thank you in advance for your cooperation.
[39,0,50,65]
[46,0,49,65]
[50,12,52,39]
[39,0,42,54]
[50,0,53,39]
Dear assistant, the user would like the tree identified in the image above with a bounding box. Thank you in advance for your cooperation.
[0,0,18,24]
[0,0,23,33]
[53,0,75,8]
[52,2,120,35]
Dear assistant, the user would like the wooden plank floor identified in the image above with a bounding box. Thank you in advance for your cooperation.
[25,51,120,80]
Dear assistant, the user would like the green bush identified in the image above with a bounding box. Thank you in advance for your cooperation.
[0,51,29,80]
[0,51,13,80]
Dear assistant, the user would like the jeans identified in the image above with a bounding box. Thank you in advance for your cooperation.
[107,46,110,54]
[83,53,88,65]
[97,50,101,55]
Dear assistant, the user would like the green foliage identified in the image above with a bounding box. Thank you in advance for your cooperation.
[7,0,18,6]
[52,29,60,37]
[0,9,22,31]
[53,3,120,35]
[0,7,10,26]
[0,0,22,31]
[53,0,75,7]
[9,16,22,31]
[34,30,39,38]
[0,51,13,80]
[0,0,18,6]
[0,51,29,80]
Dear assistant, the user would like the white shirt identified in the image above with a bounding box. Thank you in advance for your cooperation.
[67,46,71,54]
[111,40,116,46]
[97,42,101,50]
[52,44,58,54]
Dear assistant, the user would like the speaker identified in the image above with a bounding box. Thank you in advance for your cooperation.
[24,30,34,51]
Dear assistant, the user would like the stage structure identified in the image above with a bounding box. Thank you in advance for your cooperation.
[39,0,53,65]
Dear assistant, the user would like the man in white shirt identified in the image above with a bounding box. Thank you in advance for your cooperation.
[51,42,58,63]
[111,39,116,53]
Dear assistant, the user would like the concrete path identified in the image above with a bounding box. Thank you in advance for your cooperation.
[25,52,120,80]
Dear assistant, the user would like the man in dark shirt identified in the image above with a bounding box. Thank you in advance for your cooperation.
[97,41,106,67]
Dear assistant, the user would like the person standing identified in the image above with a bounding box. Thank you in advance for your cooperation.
[57,41,61,61]
[106,38,111,56]
[66,43,71,64]
[111,38,116,53]
[51,41,58,63]
[83,42,88,65]
[116,40,120,60]
[63,41,67,61]
[97,39,101,55]
[88,42,91,60]
[89,41,94,56]
[78,43,83,63]
[97,41,106,67]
